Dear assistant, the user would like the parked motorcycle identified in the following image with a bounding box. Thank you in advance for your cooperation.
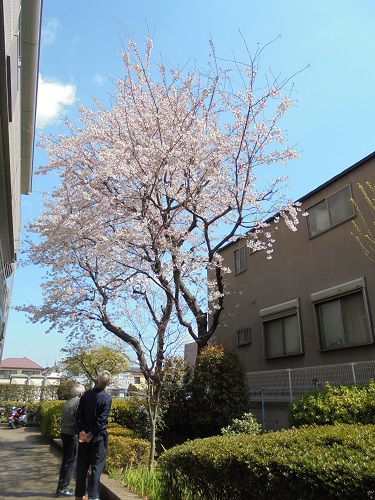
[8,406,27,429]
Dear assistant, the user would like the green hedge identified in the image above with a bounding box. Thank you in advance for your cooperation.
[107,423,137,438]
[289,382,375,427]
[105,434,150,471]
[37,399,151,472]
[0,384,58,402]
[110,398,149,438]
[221,413,262,436]
[40,400,65,439]
[37,397,149,439]
[158,424,375,500]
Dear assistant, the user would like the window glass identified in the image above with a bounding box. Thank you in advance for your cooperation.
[318,299,345,347]
[307,186,355,238]
[234,247,246,274]
[261,300,302,359]
[264,319,284,357]
[264,315,301,358]
[283,315,300,353]
[307,200,330,237]
[342,292,370,344]
[328,186,354,226]
[237,328,251,345]
[317,291,371,349]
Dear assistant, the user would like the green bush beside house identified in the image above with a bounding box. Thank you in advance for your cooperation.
[158,424,375,500]
[155,383,375,499]
[289,381,375,427]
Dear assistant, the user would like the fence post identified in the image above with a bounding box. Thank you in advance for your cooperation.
[288,369,293,401]
[351,362,357,386]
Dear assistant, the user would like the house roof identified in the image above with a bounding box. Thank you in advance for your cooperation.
[0,357,44,370]
[297,150,375,203]
[219,150,375,252]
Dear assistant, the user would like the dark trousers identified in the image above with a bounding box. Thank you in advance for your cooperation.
[58,433,79,490]
[75,433,108,499]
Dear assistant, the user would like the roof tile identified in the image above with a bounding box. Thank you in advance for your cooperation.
[1,357,44,370]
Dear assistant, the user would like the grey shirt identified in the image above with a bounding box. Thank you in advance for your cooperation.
[61,396,80,435]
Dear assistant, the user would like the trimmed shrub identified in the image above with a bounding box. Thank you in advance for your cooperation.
[23,401,42,425]
[158,357,193,448]
[105,434,150,472]
[39,398,149,440]
[0,384,58,402]
[110,398,149,438]
[189,344,250,438]
[289,382,375,427]
[107,424,137,438]
[158,424,375,500]
[37,398,151,473]
[40,400,65,439]
[221,413,262,435]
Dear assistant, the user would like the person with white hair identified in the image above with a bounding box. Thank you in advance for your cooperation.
[74,371,112,500]
[56,383,85,497]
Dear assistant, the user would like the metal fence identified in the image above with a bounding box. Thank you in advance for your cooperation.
[246,360,375,430]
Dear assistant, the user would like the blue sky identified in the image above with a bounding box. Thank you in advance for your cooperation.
[3,0,375,367]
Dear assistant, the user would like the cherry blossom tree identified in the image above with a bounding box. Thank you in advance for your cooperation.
[19,36,304,465]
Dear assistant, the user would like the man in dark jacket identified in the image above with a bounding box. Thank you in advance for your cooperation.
[74,371,112,500]
[56,383,85,497]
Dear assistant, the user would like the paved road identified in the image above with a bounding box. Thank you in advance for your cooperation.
[0,424,140,500]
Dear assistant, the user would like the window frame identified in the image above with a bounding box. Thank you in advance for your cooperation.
[306,185,355,239]
[311,277,373,351]
[260,299,303,359]
[234,246,247,275]
[0,369,17,378]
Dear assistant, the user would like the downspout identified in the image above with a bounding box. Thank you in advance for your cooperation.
[20,0,43,195]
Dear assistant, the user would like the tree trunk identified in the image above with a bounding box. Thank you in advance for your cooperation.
[145,378,158,469]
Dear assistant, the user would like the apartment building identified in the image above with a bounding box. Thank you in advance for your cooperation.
[0,0,42,360]
[211,152,375,429]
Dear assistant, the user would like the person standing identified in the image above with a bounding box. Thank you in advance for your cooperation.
[74,371,112,500]
[56,383,85,497]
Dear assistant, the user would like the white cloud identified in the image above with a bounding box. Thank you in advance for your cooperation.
[93,74,107,87]
[41,18,61,46]
[36,75,76,128]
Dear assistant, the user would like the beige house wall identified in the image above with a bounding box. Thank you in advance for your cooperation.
[212,154,375,375]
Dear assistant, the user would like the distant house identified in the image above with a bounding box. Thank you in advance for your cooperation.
[107,367,146,399]
[203,152,375,430]
[0,357,60,386]
[57,361,146,397]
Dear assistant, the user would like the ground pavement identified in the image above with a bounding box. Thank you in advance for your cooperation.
[0,424,140,500]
